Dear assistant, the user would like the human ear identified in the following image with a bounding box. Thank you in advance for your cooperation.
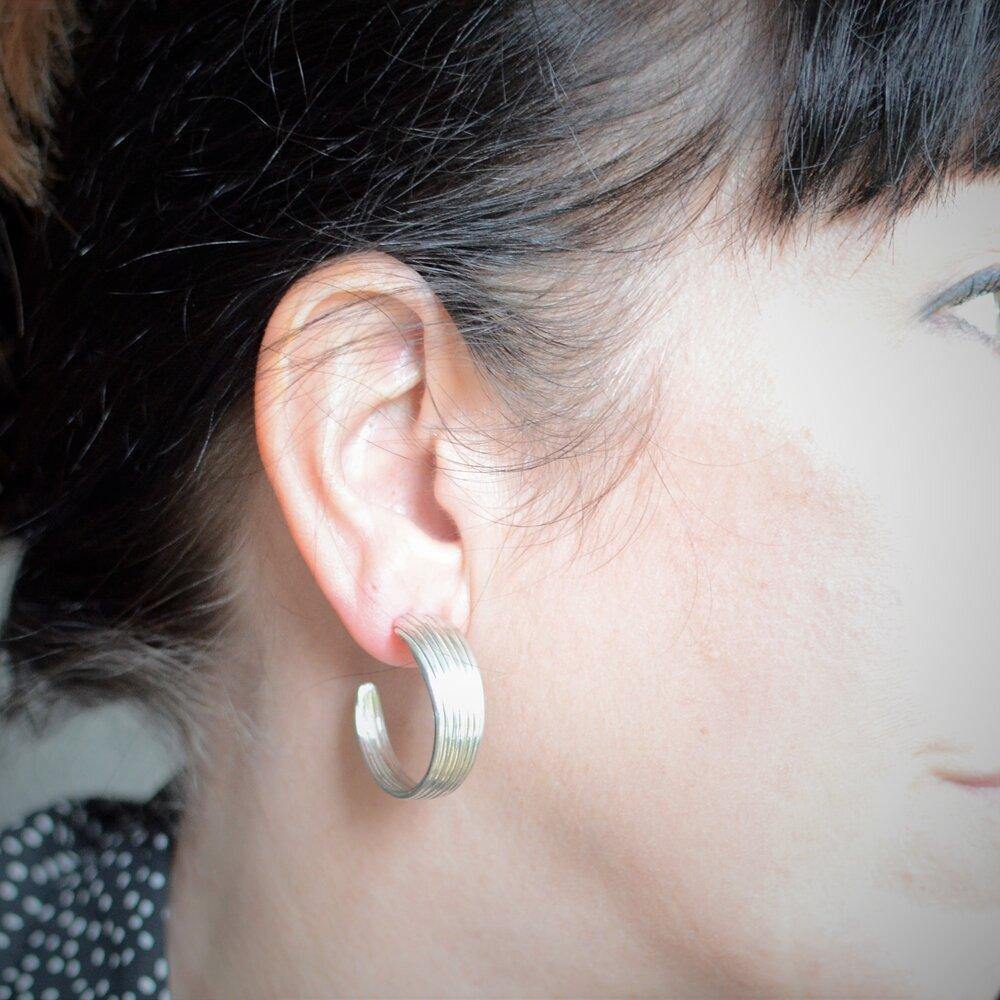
[253,250,477,668]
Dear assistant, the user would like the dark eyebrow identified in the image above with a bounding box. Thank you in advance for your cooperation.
[922,265,1000,319]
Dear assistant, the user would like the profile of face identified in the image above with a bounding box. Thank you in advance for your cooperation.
[160,178,1000,998]
[2,3,998,997]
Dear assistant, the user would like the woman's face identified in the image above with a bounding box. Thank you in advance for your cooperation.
[463,179,1000,996]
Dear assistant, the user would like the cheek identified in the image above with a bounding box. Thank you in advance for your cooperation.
[631,316,898,799]
[632,374,898,857]
[760,292,1000,757]
[477,275,999,993]
[483,339,906,985]
[644,288,1000,987]
[523,374,913,993]
[506,295,998,990]
[756,291,1000,904]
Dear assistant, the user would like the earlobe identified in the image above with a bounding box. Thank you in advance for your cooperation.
[253,251,472,667]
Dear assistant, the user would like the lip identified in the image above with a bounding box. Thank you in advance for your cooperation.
[933,768,1000,789]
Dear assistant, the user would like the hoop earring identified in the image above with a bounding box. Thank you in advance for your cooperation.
[354,611,485,799]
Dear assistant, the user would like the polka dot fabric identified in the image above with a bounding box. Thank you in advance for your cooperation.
[0,779,181,1000]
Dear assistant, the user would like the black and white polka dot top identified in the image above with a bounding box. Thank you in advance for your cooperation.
[0,778,182,1000]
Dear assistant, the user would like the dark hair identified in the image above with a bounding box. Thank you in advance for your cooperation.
[1,0,998,756]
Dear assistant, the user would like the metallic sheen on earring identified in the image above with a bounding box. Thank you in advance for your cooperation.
[354,611,485,799]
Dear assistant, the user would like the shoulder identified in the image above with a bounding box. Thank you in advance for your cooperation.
[0,785,180,997]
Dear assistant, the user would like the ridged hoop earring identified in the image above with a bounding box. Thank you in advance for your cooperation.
[354,611,485,799]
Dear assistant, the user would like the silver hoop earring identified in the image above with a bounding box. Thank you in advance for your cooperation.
[354,611,485,799]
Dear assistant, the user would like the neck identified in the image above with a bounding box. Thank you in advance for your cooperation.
[163,653,720,997]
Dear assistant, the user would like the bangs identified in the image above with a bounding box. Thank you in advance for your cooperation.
[768,0,1000,222]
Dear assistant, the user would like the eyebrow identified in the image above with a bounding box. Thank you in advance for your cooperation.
[921,265,1000,319]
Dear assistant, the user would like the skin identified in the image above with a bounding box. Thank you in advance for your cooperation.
[166,178,1000,999]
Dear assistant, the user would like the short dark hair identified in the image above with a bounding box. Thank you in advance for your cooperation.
[2,0,998,756]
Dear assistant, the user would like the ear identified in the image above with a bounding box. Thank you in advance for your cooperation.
[253,250,480,667]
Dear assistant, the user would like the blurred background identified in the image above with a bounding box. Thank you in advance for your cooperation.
[0,544,181,828]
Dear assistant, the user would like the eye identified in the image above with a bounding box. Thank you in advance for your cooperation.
[926,267,1000,339]
[950,286,1000,338]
